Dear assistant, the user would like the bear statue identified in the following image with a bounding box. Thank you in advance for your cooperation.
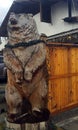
[3,12,50,123]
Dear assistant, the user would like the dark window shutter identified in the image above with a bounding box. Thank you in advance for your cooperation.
[40,0,51,23]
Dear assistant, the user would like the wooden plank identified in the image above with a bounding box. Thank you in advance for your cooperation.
[49,72,78,79]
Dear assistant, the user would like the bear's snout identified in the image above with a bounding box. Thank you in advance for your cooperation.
[10,18,17,25]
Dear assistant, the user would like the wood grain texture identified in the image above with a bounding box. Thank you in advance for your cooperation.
[47,43,78,114]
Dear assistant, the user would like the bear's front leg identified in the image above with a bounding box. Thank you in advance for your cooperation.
[3,48,23,83]
[24,43,46,81]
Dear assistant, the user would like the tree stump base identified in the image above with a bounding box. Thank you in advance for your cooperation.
[6,120,48,130]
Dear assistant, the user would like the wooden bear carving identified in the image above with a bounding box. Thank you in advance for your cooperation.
[3,12,50,123]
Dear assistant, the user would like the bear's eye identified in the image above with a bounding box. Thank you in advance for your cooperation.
[18,14,22,18]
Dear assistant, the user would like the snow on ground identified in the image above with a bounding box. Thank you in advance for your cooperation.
[0,38,7,51]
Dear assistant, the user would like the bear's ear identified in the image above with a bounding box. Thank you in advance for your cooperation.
[28,14,33,17]
[9,12,15,19]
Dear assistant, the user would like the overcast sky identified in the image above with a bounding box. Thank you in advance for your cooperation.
[0,0,14,25]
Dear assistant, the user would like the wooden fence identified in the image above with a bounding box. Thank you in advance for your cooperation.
[47,43,78,114]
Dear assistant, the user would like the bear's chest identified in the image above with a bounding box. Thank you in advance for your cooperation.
[13,46,35,67]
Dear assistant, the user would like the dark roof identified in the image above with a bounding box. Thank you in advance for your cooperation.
[0,0,66,37]
[0,0,40,37]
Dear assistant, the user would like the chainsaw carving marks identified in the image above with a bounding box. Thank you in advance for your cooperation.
[4,13,50,123]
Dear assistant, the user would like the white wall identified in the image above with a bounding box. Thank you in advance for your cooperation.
[0,0,13,25]
[34,0,78,36]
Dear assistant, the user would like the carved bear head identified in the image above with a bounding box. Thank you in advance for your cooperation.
[7,12,39,44]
